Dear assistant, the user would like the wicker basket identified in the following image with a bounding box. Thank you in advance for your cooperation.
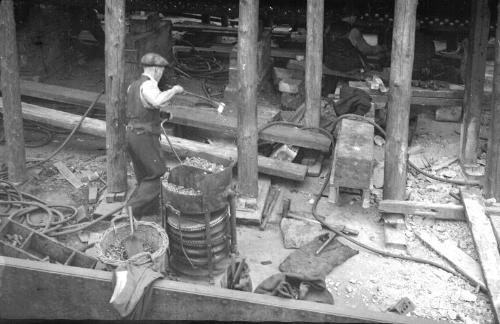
[96,218,169,268]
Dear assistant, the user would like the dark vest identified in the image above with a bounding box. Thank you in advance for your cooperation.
[126,74,160,134]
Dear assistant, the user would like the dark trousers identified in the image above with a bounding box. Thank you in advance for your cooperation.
[126,130,167,217]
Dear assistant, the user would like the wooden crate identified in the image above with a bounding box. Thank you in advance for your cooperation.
[0,219,97,268]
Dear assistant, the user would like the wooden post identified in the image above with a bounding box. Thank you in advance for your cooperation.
[486,2,500,200]
[383,0,417,201]
[104,0,127,194]
[460,0,490,166]
[237,0,259,198]
[0,0,27,183]
[304,0,324,128]
[382,0,417,248]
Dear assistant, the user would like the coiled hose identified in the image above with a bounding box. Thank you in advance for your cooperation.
[0,179,130,237]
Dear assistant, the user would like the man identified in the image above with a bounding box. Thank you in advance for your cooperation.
[126,52,184,217]
[322,21,367,95]
[337,4,385,57]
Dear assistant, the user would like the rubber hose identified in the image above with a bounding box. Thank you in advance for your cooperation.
[310,166,458,276]
[259,117,459,275]
[27,91,104,169]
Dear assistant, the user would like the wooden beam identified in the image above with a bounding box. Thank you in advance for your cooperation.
[16,81,330,152]
[0,256,439,323]
[461,188,500,322]
[379,199,500,221]
[415,231,486,291]
[486,1,500,201]
[460,0,490,166]
[383,0,417,201]
[0,100,307,181]
[304,0,324,127]
[0,0,27,183]
[382,0,417,248]
[237,0,259,198]
[104,0,127,193]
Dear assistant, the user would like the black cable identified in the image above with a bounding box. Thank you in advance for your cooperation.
[27,91,104,169]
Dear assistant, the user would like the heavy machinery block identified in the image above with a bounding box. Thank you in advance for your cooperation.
[329,118,374,208]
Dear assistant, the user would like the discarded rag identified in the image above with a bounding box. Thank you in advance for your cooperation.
[110,260,163,319]
[334,86,372,116]
[254,272,334,305]
[279,233,359,278]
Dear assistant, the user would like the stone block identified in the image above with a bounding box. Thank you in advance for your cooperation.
[278,78,304,94]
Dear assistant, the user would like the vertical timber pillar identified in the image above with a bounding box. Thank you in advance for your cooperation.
[382,0,417,248]
[460,0,490,167]
[105,0,128,194]
[0,0,27,183]
[237,0,259,198]
[304,0,324,128]
[383,0,417,201]
[486,2,500,200]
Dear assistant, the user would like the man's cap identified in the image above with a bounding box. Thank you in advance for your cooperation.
[140,53,169,67]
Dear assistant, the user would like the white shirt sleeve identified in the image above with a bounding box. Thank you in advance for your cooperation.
[140,80,177,109]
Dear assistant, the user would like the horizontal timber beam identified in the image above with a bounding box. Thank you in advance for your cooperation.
[17,81,331,152]
[379,199,500,221]
[0,256,438,323]
[0,98,307,181]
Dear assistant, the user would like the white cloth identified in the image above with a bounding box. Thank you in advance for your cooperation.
[129,72,176,109]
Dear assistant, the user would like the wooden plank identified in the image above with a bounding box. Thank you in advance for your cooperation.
[88,184,99,204]
[461,188,500,321]
[236,177,271,225]
[379,199,500,221]
[460,0,490,165]
[236,0,260,197]
[304,0,324,128]
[17,81,330,152]
[0,257,438,323]
[350,81,466,100]
[173,44,305,59]
[491,215,500,251]
[415,231,486,291]
[167,105,330,152]
[104,0,127,193]
[379,200,466,220]
[20,80,107,109]
[486,1,500,201]
[53,161,84,189]
[0,0,27,182]
[0,99,307,181]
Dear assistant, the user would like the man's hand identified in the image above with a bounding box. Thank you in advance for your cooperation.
[172,85,184,94]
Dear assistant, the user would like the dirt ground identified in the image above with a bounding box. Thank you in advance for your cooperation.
[0,56,495,323]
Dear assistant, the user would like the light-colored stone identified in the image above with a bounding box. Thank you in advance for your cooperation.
[280,217,327,249]
[279,78,304,94]
[460,290,477,302]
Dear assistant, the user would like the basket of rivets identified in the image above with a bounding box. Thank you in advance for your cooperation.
[96,214,169,268]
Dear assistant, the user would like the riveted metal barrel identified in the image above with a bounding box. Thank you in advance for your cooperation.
[162,159,235,278]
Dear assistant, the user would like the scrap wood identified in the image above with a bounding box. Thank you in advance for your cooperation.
[415,231,486,292]
[461,188,500,322]
[53,161,83,189]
